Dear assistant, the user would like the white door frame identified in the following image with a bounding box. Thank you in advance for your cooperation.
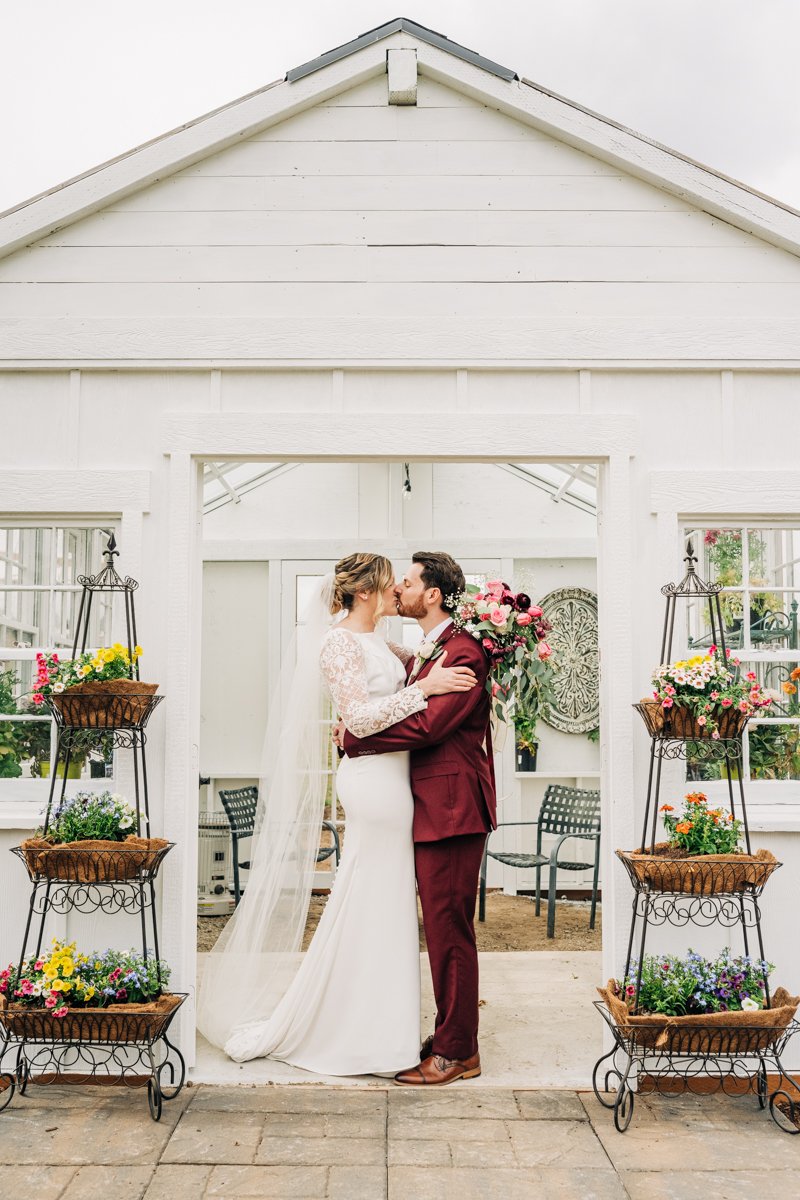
[162,412,637,1064]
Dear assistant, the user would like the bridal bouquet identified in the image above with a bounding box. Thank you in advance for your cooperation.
[447,580,555,724]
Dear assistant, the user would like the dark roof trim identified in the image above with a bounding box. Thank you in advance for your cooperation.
[286,16,518,84]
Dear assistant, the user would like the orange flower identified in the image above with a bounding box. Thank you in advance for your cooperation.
[781,682,797,695]
[675,821,693,834]
[791,667,800,681]
[660,804,674,812]
[685,792,707,804]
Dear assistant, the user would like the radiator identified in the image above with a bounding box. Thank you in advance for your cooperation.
[197,812,234,916]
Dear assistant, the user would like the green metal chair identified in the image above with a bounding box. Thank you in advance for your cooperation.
[478,784,601,938]
[219,785,341,907]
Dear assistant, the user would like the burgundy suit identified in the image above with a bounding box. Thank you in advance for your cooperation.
[342,622,497,1059]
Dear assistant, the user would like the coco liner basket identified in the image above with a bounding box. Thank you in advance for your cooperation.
[598,981,800,1054]
[15,838,172,883]
[50,679,160,729]
[635,699,749,741]
[616,845,781,896]
[0,993,185,1043]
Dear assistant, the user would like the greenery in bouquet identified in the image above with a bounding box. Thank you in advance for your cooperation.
[659,791,743,855]
[1,938,170,1017]
[617,948,772,1016]
[38,789,137,844]
[447,580,555,726]
[650,647,772,738]
[31,643,143,707]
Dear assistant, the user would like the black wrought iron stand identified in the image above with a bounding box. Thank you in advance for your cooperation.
[592,543,800,1134]
[0,535,185,1121]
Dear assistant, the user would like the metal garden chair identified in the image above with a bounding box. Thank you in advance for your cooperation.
[478,784,601,939]
[218,785,341,907]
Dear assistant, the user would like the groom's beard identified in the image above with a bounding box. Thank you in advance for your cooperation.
[396,595,427,619]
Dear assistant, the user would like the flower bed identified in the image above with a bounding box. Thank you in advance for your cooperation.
[0,941,172,1033]
[17,838,171,882]
[642,649,772,740]
[0,992,184,1043]
[601,950,798,1053]
[617,845,780,895]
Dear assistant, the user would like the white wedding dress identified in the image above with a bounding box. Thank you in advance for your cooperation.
[223,627,425,1075]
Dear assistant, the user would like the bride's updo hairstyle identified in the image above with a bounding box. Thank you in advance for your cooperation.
[331,553,395,623]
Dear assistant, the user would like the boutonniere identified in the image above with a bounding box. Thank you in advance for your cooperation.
[408,639,445,683]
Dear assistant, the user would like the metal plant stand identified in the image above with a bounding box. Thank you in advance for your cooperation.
[0,535,184,1121]
[592,543,800,1134]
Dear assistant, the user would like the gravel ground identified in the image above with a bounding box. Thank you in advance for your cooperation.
[197,892,601,954]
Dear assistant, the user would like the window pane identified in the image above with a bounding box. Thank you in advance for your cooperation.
[748,592,799,653]
[747,528,800,589]
[749,724,800,781]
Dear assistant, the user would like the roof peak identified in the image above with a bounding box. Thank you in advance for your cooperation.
[286,16,518,84]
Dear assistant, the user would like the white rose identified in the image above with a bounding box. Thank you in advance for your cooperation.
[416,641,437,660]
[741,997,760,1011]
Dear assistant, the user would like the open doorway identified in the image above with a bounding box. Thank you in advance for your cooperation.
[193,457,602,1084]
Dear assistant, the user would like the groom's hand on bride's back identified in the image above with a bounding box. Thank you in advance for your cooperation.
[331,720,346,754]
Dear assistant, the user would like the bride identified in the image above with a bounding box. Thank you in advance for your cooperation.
[196,552,476,1075]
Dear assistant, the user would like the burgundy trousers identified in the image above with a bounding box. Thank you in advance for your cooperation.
[414,832,488,1061]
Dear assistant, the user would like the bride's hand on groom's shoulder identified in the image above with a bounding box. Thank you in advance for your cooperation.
[417,651,477,698]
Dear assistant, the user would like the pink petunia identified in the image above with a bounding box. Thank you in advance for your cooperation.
[53,1006,68,1018]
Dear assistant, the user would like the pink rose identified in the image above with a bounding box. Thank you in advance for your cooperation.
[486,580,503,591]
[489,608,506,626]
[537,641,552,661]
[516,612,533,626]
[482,638,494,651]
[529,606,543,618]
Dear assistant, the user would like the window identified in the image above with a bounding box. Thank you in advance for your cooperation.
[0,523,115,784]
[684,524,800,786]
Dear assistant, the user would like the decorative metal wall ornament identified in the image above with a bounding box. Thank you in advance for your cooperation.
[539,587,599,734]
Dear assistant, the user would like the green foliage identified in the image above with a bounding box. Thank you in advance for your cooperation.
[0,668,23,778]
[619,949,772,1016]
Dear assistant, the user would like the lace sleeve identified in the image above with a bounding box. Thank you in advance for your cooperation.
[320,629,427,739]
[386,639,413,666]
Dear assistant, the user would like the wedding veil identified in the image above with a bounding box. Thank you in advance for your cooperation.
[196,575,335,1048]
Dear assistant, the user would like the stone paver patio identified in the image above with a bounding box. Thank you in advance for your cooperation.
[1,1083,798,1199]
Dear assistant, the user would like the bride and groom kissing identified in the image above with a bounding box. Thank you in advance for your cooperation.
[198,551,496,1086]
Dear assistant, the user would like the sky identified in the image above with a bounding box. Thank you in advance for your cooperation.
[1,1,799,215]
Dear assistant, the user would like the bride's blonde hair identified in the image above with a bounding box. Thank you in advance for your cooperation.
[331,553,395,624]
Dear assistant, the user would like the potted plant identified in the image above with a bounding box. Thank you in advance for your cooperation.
[618,791,780,895]
[32,644,158,729]
[0,939,183,1042]
[514,711,539,771]
[599,949,798,1054]
[18,790,170,882]
[639,648,773,741]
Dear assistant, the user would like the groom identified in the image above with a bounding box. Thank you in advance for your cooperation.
[337,551,497,1085]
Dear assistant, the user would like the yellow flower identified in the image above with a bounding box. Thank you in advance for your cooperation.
[61,960,75,977]
[134,645,143,657]
[50,979,64,991]
[102,649,114,663]
[84,986,96,1000]
[60,980,73,993]
[94,961,102,970]
[78,665,91,677]
[43,970,57,983]
[112,643,124,653]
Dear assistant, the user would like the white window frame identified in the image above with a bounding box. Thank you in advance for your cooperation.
[650,469,800,812]
[0,469,149,817]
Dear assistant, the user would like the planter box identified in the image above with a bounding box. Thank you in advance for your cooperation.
[0,993,185,1043]
[50,680,159,729]
[515,742,538,772]
[616,845,780,896]
[598,981,800,1054]
[636,699,748,741]
[16,838,171,883]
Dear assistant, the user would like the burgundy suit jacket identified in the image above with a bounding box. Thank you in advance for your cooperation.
[342,623,497,843]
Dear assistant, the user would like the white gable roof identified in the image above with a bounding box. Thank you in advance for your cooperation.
[1,17,799,261]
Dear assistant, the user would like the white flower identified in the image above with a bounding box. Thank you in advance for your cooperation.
[741,997,760,1011]
[52,681,65,694]
[416,641,438,661]
[118,814,134,830]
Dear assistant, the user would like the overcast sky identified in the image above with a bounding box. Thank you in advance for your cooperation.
[2,1,799,214]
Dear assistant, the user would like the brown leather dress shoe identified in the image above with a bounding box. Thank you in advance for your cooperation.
[394,1052,481,1086]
